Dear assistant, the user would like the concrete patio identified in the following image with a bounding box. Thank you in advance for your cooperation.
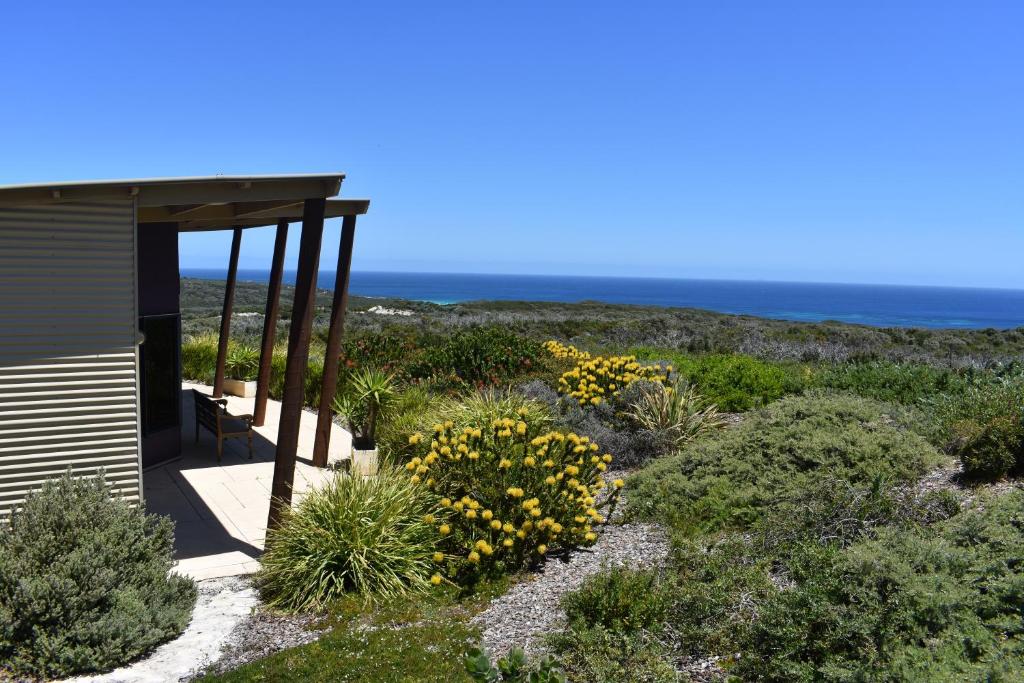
[143,382,351,580]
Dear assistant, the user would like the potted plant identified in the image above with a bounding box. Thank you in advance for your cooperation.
[331,368,396,475]
[223,345,260,398]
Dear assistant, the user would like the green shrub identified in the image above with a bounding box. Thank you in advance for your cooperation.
[955,415,1023,480]
[546,627,677,683]
[0,472,196,679]
[375,385,444,463]
[412,326,543,388]
[634,350,800,412]
[225,344,260,381]
[561,567,670,634]
[181,332,219,383]
[257,468,437,611]
[402,393,620,584]
[626,393,945,534]
[736,493,1024,682]
[336,328,425,382]
[811,360,966,405]
[465,646,566,682]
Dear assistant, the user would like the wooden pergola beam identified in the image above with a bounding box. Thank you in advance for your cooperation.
[312,214,357,467]
[212,227,242,398]
[170,199,370,231]
[254,219,289,427]
[268,198,326,530]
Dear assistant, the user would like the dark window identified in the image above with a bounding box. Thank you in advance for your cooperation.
[140,314,181,435]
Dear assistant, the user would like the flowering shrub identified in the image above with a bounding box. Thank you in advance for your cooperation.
[546,342,672,406]
[405,409,622,583]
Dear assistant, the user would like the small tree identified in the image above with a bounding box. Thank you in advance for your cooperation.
[332,368,397,449]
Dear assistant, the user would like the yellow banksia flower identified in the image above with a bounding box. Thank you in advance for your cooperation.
[433,552,444,562]
[430,574,442,585]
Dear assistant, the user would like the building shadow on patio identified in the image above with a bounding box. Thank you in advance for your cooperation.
[142,384,350,580]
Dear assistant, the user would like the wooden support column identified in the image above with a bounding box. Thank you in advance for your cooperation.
[253,219,289,426]
[213,226,242,398]
[312,215,357,467]
[268,198,326,530]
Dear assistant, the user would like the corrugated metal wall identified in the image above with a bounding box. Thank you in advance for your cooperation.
[0,200,140,516]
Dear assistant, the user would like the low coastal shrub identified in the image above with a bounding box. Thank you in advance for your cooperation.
[736,493,1024,682]
[465,647,566,682]
[403,397,621,584]
[561,567,670,634]
[810,360,966,405]
[517,379,671,469]
[626,392,945,533]
[412,326,543,389]
[0,472,196,679]
[954,415,1023,480]
[257,468,437,611]
[632,348,800,411]
[548,343,672,406]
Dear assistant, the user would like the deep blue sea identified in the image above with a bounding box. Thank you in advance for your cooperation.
[180,269,1024,330]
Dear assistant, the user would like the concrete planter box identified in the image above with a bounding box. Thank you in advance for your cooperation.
[223,378,257,398]
[351,448,379,476]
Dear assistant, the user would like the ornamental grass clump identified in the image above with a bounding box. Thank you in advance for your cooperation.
[547,342,672,406]
[0,471,196,680]
[404,401,622,584]
[257,468,437,611]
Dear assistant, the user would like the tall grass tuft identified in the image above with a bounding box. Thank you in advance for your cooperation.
[626,380,725,448]
[256,467,438,612]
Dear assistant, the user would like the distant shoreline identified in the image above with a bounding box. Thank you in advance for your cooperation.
[180,270,1024,330]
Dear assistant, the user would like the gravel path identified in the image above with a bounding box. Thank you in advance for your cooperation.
[470,520,670,656]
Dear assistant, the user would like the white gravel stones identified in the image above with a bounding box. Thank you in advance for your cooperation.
[471,521,670,656]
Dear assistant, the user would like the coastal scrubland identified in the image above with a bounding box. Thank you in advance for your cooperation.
[16,278,1018,680]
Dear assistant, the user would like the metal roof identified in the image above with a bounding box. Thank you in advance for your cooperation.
[0,173,368,230]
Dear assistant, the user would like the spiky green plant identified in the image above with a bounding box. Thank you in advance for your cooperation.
[256,467,437,611]
[627,380,725,448]
[225,344,260,381]
[332,368,397,449]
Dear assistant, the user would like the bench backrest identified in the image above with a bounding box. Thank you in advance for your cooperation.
[192,390,224,434]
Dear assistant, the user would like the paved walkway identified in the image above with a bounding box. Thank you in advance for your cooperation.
[143,382,351,580]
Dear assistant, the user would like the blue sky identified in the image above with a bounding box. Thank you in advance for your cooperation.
[1,2,1022,288]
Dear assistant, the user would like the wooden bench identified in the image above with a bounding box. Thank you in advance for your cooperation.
[192,389,254,461]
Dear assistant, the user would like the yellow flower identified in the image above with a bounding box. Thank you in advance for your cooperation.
[602,454,613,463]
[405,462,416,472]
[490,519,502,530]
[430,574,442,585]
[537,544,547,555]
[439,524,451,535]
[530,508,542,518]
[585,532,597,542]
[523,456,536,467]
[432,552,444,562]
[499,458,512,469]
[465,509,477,519]
[482,509,493,520]
[613,479,625,489]
[503,538,515,548]
[468,551,480,563]
[468,451,480,460]
[410,475,421,484]
[423,514,435,524]
[441,497,452,507]
[503,523,515,533]
[453,501,464,511]
[409,433,422,445]
[545,476,557,485]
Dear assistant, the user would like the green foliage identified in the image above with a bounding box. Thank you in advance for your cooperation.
[0,471,196,679]
[332,367,398,448]
[811,360,966,405]
[929,372,1024,480]
[402,393,617,584]
[625,380,725,448]
[634,349,800,411]
[626,393,945,533]
[464,647,566,682]
[225,344,260,381]
[561,567,670,634]
[256,468,437,611]
[336,327,425,381]
[546,627,678,683]
[200,592,482,682]
[375,385,445,462]
[181,332,219,384]
[736,493,1024,682]
[412,326,544,389]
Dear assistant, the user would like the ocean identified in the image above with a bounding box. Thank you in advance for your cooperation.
[179,269,1024,330]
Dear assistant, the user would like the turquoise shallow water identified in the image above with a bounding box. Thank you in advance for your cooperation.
[180,269,1024,330]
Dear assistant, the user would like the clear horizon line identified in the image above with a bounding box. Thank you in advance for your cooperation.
[178,267,1024,294]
